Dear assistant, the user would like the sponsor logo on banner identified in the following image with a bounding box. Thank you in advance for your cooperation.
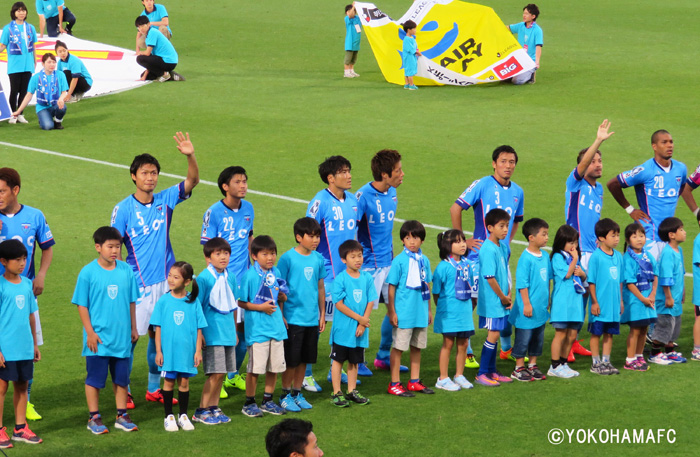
[361,7,387,22]
[16,295,25,310]
[108,285,119,299]
[353,289,363,303]
[174,311,185,326]
[494,56,523,80]
[304,267,314,281]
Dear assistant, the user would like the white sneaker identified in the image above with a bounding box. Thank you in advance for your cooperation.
[649,353,673,365]
[16,115,28,124]
[164,414,179,432]
[453,374,474,389]
[157,72,171,82]
[177,413,194,431]
[561,363,580,377]
[343,71,354,78]
[8,116,17,124]
[435,377,461,391]
[350,71,360,77]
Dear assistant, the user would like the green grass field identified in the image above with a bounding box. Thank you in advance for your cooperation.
[1,0,700,455]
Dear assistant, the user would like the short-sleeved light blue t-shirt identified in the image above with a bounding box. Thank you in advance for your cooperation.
[145,27,178,64]
[344,15,361,51]
[150,293,207,375]
[141,4,172,35]
[277,248,327,327]
[238,266,288,344]
[655,244,684,316]
[330,270,377,348]
[27,70,68,112]
[432,260,475,334]
[197,267,237,347]
[550,253,584,323]
[508,21,543,62]
[0,276,38,361]
[387,250,432,328]
[0,22,37,74]
[587,248,623,323]
[693,234,700,306]
[57,53,93,86]
[36,0,64,19]
[621,249,658,323]
[510,249,551,329]
[477,239,510,319]
[402,35,418,77]
[72,260,140,358]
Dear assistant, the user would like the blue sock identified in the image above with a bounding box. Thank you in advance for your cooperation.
[235,329,246,372]
[489,342,499,373]
[467,339,473,356]
[147,337,160,392]
[478,341,496,376]
[409,378,419,383]
[227,371,238,381]
[376,315,393,361]
[305,364,313,377]
[500,326,512,352]
[27,378,32,402]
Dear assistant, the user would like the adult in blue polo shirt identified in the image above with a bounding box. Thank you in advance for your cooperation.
[134,15,182,82]
[137,0,172,51]
[508,3,543,85]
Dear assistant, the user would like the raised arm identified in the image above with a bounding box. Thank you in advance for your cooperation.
[577,119,615,177]
[173,132,200,195]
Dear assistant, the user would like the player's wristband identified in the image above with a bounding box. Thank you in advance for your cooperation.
[693,208,700,217]
[625,205,635,215]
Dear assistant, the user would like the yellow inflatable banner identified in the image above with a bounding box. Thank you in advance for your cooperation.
[355,0,536,86]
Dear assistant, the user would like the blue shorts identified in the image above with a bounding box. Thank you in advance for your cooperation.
[588,321,620,336]
[0,360,33,382]
[442,330,475,339]
[162,371,195,380]
[625,318,657,328]
[551,321,583,331]
[512,325,545,358]
[478,316,508,332]
[85,356,130,389]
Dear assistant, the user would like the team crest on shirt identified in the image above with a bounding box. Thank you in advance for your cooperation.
[676,177,682,184]
[304,267,313,281]
[353,289,363,303]
[514,197,519,205]
[108,285,119,299]
[352,206,358,213]
[609,266,618,280]
[16,295,25,310]
[355,191,363,199]
[157,205,163,213]
[309,200,321,217]
[392,196,397,202]
[540,268,547,282]
[173,311,185,326]
[264,272,275,287]
[21,223,31,234]
[622,167,644,180]
[244,216,251,222]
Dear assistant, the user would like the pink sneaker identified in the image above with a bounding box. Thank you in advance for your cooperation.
[373,359,390,370]
[490,372,513,383]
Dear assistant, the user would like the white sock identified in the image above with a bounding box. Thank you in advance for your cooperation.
[635,354,644,359]
[626,357,636,363]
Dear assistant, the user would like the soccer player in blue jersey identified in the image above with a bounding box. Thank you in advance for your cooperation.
[607,130,687,260]
[201,166,253,397]
[0,168,54,421]
[111,132,199,408]
[356,149,404,377]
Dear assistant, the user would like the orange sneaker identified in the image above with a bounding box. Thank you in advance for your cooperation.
[145,389,178,404]
[573,340,592,356]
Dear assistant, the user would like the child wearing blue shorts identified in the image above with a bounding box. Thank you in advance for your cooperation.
[73,227,140,435]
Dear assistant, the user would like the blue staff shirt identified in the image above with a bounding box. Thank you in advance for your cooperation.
[344,15,361,51]
[508,21,543,62]
[141,4,172,35]
[145,27,177,64]
[0,22,37,74]
[57,53,93,86]
[36,0,64,19]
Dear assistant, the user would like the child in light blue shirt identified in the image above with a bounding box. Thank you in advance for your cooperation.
[401,20,421,90]
[343,4,361,78]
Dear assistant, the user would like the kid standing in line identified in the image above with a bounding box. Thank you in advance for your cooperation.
[401,20,421,90]
[0,240,41,447]
[587,218,623,375]
[693,215,700,362]
[621,223,658,371]
[151,262,207,432]
[548,225,586,378]
[509,218,551,382]
[0,2,36,124]
[650,217,687,364]
[386,220,433,396]
[55,40,92,102]
[329,240,376,407]
[432,230,476,391]
[72,227,139,435]
[474,209,513,387]
[343,3,361,78]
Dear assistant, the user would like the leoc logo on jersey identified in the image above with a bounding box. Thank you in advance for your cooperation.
[610,266,618,280]
[304,267,313,281]
[16,295,25,310]
[21,223,31,234]
[540,268,547,282]
[108,285,119,299]
[309,200,321,218]
[174,311,185,326]
[622,167,644,180]
[353,289,363,303]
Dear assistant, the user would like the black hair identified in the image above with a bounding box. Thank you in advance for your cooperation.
[485,208,510,229]
[651,129,670,144]
[339,239,363,259]
[203,237,231,257]
[623,222,645,251]
[42,53,56,63]
[55,40,68,51]
[265,418,315,457]
[11,2,27,20]
[437,229,468,260]
[595,218,620,240]
[135,15,149,27]
[217,166,248,197]
[522,217,549,241]
[251,235,277,256]
[318,156,351,185]
[170,261,199,303]
[524,3,540,20]
[658,217,683,242]
[576,147,602,164]
[93,226,122,245]
[0,239,27,261]
[371,149,402,182]
[130,153,160,184]
[345,4,354,13]
[0,167,21,189]
[293,217,322,241]
[550,224,580,260]
[492,145,518,164]
[399,220,426,241]
[402,20,417,32]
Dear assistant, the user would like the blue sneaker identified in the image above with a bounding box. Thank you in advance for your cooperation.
[87,414,109,435]
[280,394,301,412]
[294,393,313,410]
[192,409,219,425]
[212,407,231,423]
[260,401,286,416]
[357,363,373,377]
[241,403,264,418]
[327,369,361,385]
[114,413,139,432]
[667,352,687,363]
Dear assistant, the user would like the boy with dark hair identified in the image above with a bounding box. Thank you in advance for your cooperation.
[401,20,421,90]
[136,0,172,52]
[386,220,433,396]
[509,218,551,381]
[134,15,183,82]
[193,237,238,425]
[238,236,289,417]
[475,209,513,386]
[72,227,140,435]
[277,218,326,411]
[329,240,376,407]
[343,3,361,78]
[650,217,687,364]
[508,3,542,84]
[0,239,42,447]
[587,218,624,375]
[266,418,323,457]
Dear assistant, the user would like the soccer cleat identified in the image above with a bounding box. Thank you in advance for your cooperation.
[114,414,138,432]
[357,362,373,376]
[17,115,28,124]
[177,414,195,431]
[567,348,576,363]
[407,379,435,394]
[126,393,135,409]
[157,72,171,82]
[331,392,350,407]
[219,385,229,399]
[666,352,687,363]
[260,401,286,416]
[281,393,302,412]
[373,358,408,372]
[528,365,546,380]
[346,390,370,405]
[327,369,360,385]
[170,72,186,81]
[26,402,42,421]
[649,353,673,365]
[474,373,499,387]
[87,414,109,435]
[435,377,461,391]
[212,407,231,423]
[490,372,513,383]
[590,362,609,375]
[464,354,480,369]
[294,393,313,410]
[241,403,264,418]
[387,383,415,397]
[164,414,179,432]
[192,409,219,424]
[8,116,17,125]
[0,427,13,448]
[510,367,533,382]
[572,340,592,356]
[146,389,178,404]
[302,375,322,392]
[11,426,42,444]
[224,373,246,391]
[500,349,528,363]
[453,374,474,389]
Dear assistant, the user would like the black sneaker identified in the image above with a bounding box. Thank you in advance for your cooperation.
[346,390,370,405]
[510,366,533,382]
[53,121,64,130]
[330,392,349,408]
[528,365,546,380]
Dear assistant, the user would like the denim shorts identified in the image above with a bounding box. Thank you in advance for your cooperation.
[512,325,545,358]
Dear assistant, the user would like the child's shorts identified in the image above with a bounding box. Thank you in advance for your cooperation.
[551,321,583,331]
[651,314,682,344]
[442,330,475,339]
[161,371,196,380]
[247,340,286,375]
[0,359,33,383]
[512,325,546,358]
[85,356,129,389]
[203,345,236,375]
[363,266,391,308]
[625,318,656,328]
[695,305,700,317]
[587,321,620,336]
[284,324,319,367]
[478,316,508,332]
[344,50,358,66]
[330,343,364,364]
[392,327,427,352]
